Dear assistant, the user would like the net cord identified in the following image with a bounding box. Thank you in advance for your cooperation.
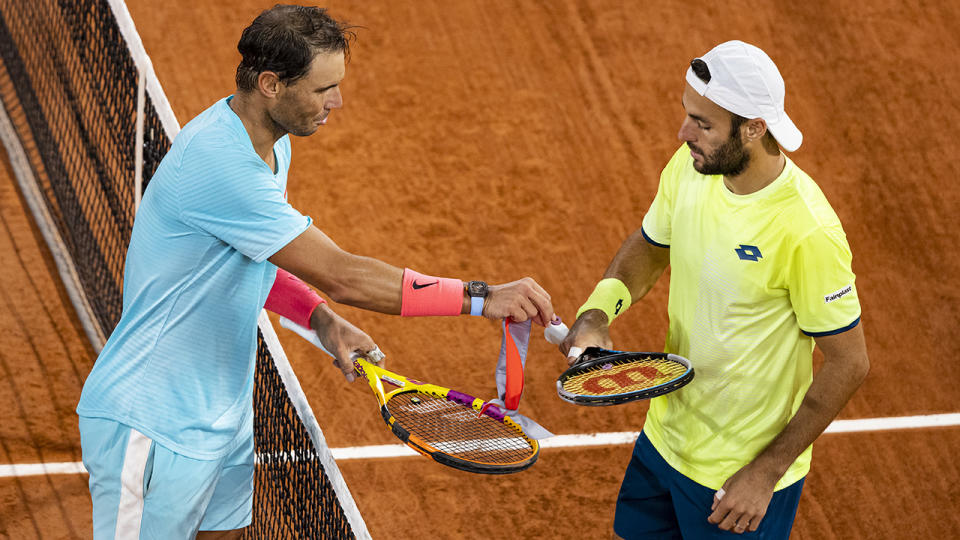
[134,68,145,211]
[105,0,180,138]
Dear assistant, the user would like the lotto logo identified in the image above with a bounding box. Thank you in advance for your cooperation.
[735,244,763,261]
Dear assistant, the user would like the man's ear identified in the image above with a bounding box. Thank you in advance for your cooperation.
[256,71,281,98]
[743,118,767,142]
[744,118,768,142]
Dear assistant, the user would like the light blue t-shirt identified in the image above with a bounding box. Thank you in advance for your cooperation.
[77,97,311,459]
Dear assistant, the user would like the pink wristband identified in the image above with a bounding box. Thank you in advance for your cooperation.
[265,268,326,329]
[400,269,464,317]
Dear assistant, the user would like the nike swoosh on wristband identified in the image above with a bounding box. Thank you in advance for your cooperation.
[412,280,439,290]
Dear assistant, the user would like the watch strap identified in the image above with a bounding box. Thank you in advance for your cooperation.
[470,295,484,316]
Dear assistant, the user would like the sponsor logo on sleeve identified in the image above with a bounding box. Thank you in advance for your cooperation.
[824,285,853,303]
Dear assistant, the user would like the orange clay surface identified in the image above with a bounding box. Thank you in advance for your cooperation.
[2,1,960,538]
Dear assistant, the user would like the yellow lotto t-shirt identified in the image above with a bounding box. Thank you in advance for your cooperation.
[640,145,861,491]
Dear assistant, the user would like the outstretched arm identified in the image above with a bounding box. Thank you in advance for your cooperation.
[562,228,670,358]
[708,323,870,534]
[268,225,555,324]
[269,226,403,312]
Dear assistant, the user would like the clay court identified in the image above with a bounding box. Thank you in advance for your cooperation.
[2,0,960,538]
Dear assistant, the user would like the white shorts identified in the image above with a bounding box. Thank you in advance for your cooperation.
[78,416,253,539]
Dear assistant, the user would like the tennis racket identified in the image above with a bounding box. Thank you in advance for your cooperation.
[279,317,540,474]
[544,320,694,406]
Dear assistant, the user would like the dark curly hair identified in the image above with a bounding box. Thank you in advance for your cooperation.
[235,5,356,91]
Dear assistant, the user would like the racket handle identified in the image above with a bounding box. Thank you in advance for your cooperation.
[278,316,333,356]
[543,318,588,360]
[277,316,385,364]
[544,319,583,359]
[544,319,569,345]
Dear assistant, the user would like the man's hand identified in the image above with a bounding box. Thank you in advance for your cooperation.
[482,277,555,326]
[708,462,779,534]
[309,304,380,382]
[561,310,614,365]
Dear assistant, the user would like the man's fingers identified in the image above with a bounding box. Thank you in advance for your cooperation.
[332,359,356,382]
[362,347,385,364]
[566,346,585,366]
[497,296,537,323]
[712,488,724,511]
[488,278,555,326]
[707,500,730,525]
[526,287,554,327]
[718,512,740,531]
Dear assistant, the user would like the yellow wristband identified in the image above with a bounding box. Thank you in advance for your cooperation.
[576,278,632,325]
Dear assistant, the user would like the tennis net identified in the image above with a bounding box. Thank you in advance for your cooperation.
[0,1,369,537]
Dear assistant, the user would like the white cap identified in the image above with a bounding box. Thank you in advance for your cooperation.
[685,40,802,152]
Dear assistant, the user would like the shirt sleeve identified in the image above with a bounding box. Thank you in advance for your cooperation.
[177,140,310,263]
[641,145,688,247]
[788,225,862,336]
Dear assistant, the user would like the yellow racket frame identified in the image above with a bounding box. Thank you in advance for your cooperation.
[354,357,540,474]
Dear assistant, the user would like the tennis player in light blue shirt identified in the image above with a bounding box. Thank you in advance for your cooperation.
[77,95,308,459]
[76,6,556,538]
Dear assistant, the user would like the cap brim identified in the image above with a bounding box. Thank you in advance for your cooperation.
[766,113,802,152]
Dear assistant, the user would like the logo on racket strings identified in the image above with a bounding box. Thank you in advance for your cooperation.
[580,365,665,393]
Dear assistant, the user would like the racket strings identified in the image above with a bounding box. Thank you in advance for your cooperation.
[387,393,534,464]
[561,356,688,396]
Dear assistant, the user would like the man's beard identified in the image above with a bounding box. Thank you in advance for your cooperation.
[689,134,750,176]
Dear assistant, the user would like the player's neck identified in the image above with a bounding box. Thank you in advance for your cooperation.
[229,92,285,165]
[722,150,786,195]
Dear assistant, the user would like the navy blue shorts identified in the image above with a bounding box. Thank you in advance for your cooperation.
[613,432,804,540]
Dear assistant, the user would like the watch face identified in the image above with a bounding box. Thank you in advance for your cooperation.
[467,280,488,297]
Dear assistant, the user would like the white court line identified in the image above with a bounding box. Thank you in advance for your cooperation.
[2,413,959,478]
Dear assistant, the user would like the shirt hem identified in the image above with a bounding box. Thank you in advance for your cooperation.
[801,315,861,337]
[642,425,810,492]
[641,226,670,248]
[76,409,245,461]
[251,215,312,263]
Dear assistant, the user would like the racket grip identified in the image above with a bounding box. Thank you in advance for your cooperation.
[278,316,334,357]
[545,319,583,358]
[544,319,569,345]
[277,316,385,364]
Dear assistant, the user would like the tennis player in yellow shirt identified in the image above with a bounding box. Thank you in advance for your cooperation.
[561,41,870,539]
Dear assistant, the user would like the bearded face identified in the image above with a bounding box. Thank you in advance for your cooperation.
[687,127,750,177]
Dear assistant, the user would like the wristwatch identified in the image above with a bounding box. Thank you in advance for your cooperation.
[465,280,488,316]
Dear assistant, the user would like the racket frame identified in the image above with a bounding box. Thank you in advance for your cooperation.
[556,348,694,406]
[354,357,539,474]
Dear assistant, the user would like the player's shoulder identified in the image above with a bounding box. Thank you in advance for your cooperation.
[172,98,253,162]
[663,144,694,176]
[657,144,703,195]
[777,158,845,234]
